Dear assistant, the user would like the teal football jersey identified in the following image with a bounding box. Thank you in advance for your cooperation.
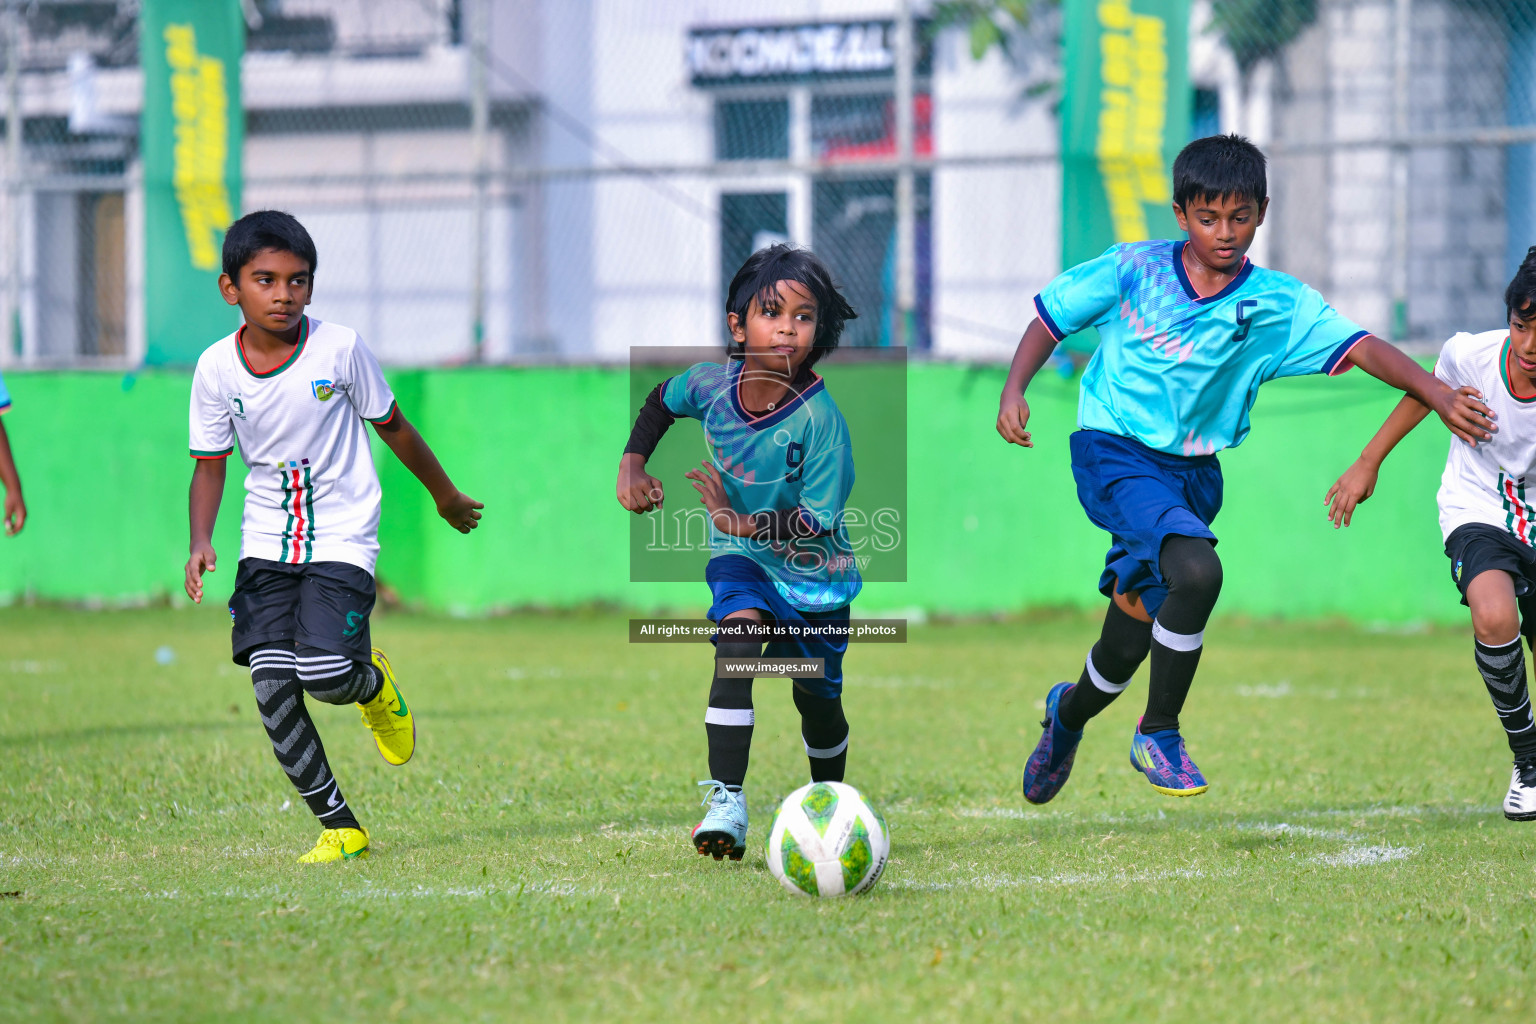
[663,360,861,612]
[1035,240,1370,455]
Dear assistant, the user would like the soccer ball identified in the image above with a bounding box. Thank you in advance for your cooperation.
[764,781,889,897]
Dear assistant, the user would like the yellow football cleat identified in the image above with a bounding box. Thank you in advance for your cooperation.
[359,647,415,766]
[297,826,370,864]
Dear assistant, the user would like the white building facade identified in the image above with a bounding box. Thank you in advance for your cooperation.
[0,0,1521,366]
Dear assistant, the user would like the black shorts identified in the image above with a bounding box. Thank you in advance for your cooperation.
[229,558,376,666]
[1444,524,1536,634]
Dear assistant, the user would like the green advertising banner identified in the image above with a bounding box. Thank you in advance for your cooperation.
[140,0,244,365]
[1061,0,1190,348]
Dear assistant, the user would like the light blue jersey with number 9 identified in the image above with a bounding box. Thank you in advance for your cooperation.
[663,360,861,613]
[1034,239,1370,456]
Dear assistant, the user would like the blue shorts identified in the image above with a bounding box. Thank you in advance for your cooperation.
[705,554,850,699]
[1069,430,1222,618]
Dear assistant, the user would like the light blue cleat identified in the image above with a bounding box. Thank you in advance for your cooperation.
[692,780,748,861]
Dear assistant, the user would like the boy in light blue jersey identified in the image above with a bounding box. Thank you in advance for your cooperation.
[618,244,861,862]
[998,134,1492,803]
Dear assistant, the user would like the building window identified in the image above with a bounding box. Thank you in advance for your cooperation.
[720,192,790,315]
[35,190,126,358]
[812,176,930,349]
[715,99,790,161]
[809,93,932,348]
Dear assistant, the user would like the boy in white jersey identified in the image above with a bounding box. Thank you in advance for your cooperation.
[184,211,483,864]
[1327,247,1536,820]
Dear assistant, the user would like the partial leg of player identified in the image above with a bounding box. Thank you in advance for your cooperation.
[692,780,748,861]
[358,647,416,766]
[1022,681,1084,804]
[1505,759,1536,821]
[298,827,371,864]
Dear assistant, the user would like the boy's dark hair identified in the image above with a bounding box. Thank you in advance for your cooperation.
[1509,246,1536,320]
[221,210,318,280]
[726,243,857,368]
[1172,133,1267,210]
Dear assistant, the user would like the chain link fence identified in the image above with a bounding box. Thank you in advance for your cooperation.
[1,0,1535,367]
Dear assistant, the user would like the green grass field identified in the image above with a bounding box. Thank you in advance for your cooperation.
[1,605,1533,1022]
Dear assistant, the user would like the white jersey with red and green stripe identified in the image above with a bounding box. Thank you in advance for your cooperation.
[1434,328,1536,545]
[188,316,397,574]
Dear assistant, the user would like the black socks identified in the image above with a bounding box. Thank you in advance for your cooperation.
[1141,537,1222,734]
[1058,601,1154,731]
[793,687,849,782]
[706,640,760,790]
[1056,537,1222,735]
[249,644,360,832]
[705,635,854,786]
[1475,636,1536,760]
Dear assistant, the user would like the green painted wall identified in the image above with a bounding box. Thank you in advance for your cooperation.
[0,364,1465,627]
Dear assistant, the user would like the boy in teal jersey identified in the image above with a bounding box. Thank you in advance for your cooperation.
[618,244,860,861]
[999,134,1493,803]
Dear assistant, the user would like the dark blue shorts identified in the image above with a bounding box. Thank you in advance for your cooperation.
[705,554,850,699]
[1069,429,1222,618]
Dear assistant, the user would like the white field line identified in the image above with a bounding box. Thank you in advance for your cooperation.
[892,840,1420,894]
[939,803,1498,824]
[0,659,64,674]
[1240,822,1356,841]
[1291,803,1499,820]
[1234,681,1292,698]
[949,807,1170,823]
[889,864,1231,893]
[1310,844,1419,867]
[139,879,602,901]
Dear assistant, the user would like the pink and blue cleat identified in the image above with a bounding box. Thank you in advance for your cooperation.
[1129,718,1209,796]
[1022,682,1084,805]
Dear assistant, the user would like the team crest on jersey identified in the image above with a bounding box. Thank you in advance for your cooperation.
[312,379,336,402]
[226,392,247,420]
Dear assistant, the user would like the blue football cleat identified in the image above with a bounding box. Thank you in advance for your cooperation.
[692,780,748,860]
[1129,719,1209,796]
[1022,682,1085,804]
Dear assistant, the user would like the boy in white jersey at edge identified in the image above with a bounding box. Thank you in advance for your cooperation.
[616,244,861,862]
[184,211,483,864]
[1326,246,1536,819]
[999,135,1492,805]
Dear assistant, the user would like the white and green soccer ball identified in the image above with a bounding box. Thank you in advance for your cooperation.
[764,781,889,897]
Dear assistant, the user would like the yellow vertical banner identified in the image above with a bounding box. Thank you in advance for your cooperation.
[1062,0,1190,344]
[141,0,244,364]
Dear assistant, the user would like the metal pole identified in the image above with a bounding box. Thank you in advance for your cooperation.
[4,0,19,363]
[893,0,915,349]
[1390,0,1411,342]
[469,0,489,361]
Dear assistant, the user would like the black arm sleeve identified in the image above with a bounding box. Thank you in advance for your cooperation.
[623,382,677,458]
[751,507,832,541]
